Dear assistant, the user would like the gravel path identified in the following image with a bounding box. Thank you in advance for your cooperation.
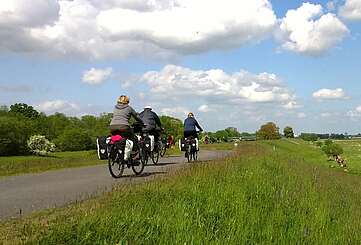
[0,150,229,221]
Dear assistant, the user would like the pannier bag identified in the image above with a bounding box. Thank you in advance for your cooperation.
[96,136,110,160]
[124,139,133,160]
[179,138,187,151]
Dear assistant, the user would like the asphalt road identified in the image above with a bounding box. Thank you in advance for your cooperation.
[0,150,229,221]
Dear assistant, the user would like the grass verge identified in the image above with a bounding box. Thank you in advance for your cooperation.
[0,151,100,177]
[2,140,361,243]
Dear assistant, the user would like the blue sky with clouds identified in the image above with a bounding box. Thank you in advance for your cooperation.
[0,0,360,134]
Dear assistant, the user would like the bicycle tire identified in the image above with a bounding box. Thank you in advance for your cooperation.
[108,146,125,178]
[132,147,145,175]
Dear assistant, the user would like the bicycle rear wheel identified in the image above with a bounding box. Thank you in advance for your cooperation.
[187,145,192,163]
[192,150,198,161]
[159,142,166,157]
[108,146,125,178]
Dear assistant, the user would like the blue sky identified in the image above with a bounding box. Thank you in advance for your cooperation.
[0,0,360,134]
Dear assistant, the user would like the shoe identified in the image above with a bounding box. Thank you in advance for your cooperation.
[132,152,140,160]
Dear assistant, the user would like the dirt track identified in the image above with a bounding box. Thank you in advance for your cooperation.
[0,150,229,221]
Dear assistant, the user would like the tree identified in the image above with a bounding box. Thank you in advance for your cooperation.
[322,141,343,159]
[160,116,183,140]
[55,128,94,151]
[256,122,281,140]
[27,135,56,156]
[283,126,294,138]
[300,133,318,142]
[0,116,34,156]
[9,103,39,118]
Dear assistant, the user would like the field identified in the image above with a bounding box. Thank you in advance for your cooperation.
[2,139,361,244]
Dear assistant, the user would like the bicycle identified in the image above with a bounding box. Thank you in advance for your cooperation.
[185,136,198,162]
[108,124,146,178]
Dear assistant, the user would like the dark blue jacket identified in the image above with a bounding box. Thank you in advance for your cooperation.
[184,117,203,132]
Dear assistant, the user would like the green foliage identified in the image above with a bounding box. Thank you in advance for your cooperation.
[9,103,39,118]
[315,141,323,147]
[322,141,344,158]
[55,128,94,151]
[256,122,281,140]
[160,115,183,140]
[300,133,318,141]
[27,135,56,156]
[0,115,34,156]
[283,126,294,138]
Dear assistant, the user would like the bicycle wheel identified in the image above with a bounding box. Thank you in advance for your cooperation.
[192,150,198,161]
[187,145,192,163]
[151,149,160,164]
[108,146,125,178]
[159,142,166,157]
[132,148,145,175]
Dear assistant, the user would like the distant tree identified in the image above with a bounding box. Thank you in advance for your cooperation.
[256,122,281,140]
[315,141,323,147]
[160,116,183,140]
[300,133,318,142]
[283,126,294,138]
[9,103,39,118]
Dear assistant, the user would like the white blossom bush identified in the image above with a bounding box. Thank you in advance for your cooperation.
[27,135,56,156]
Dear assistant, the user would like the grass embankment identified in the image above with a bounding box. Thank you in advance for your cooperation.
[2,140,361,243]
[0,151,99,177]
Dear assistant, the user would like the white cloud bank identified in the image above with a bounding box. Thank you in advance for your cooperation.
[312,88,347,100]
[339,0,361,20]
[35,100,80,114]
[82,67,112,85]
[141,65,296,105]
[277,2,349,55]
[0,0,277,59]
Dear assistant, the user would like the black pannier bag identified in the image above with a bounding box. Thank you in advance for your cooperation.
[96,136,109,160]
[179,138,187,151]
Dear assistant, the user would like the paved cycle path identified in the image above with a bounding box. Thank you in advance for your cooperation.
[0,150,229,221]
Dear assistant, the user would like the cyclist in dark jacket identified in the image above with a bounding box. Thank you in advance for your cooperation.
[183,112,203,139]
[139,106,162,142]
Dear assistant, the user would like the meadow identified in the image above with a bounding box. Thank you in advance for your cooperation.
[2,139,361,244]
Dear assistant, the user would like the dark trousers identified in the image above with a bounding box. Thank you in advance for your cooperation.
[184,131,198,139]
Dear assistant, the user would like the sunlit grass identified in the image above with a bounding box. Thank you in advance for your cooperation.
[2,141,361,243]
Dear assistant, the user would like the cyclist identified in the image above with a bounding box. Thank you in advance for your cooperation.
[183,112,203,151]
[109,95,143,158]
[139,105,162,150]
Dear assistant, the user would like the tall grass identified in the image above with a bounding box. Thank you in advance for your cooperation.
[2,141,361,244]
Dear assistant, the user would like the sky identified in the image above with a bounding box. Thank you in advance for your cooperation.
[0,0,360,134]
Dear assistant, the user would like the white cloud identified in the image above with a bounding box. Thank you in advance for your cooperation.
[339,0,361,20]
[347,105,361,119]
[160,106,189,118]
[198,104,212,113]
[35,100,80,114]
[297,112,306,118]
[277,2,349,55]
[82,67,112,85]
[0,0,277,59]
[141,65,295,105]
[282,100,302,110]
[312,88,347,100]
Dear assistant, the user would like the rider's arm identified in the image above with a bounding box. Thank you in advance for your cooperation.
[195,120,203,132]
[130,108,144,124]
[154,113,162,127]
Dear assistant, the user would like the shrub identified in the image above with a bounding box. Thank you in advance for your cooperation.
[322,142,343,159]
[27,135,56,156]
[55,128,94,151]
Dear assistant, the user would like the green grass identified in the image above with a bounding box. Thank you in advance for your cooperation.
[2,140,361,244]
[0,151,101,177]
